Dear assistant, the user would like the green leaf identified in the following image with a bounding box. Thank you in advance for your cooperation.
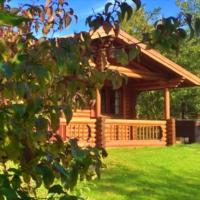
[40,165,55,189]
[48,184,65,195]
[128,46,140,61]
[185,13,194,38]
[177,28,187,39]
[12,104,26,117]
[35,116,48,132]
[31,173,42,189]
[126,4,133,21]
[0,39,9,62]
[16,82,29,98]
[50,109,60,132]
[0,0,5,6]
[22,173,31,184]
[43,171,54,189]
[63,105,73,123]
[0,174,10,188]
[59,194,79,200]
[0,195,4,200]
[105,2,112,14]
[119,2,133,21]
[53,163,68,177]
[8,168,21,176]
[103,21,112,34]
[33,64,51,85]
[132,0,141,10]
[195,18,200,37]
[0,187,18,200]
[69,166,78,190]
[64,14,72,28]
[115,49,129,65]
[0,10,29,26]
[42,23,52,35]
[11,175,21,190]
[17,190,32,200]
[0,63,13,78]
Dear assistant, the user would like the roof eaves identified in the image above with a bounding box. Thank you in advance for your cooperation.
[117,29,200,86]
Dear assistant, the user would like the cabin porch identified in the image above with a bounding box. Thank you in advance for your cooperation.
[58,84,176,148]
[58,117,175,148]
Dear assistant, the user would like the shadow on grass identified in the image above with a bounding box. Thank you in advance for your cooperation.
[91,165,200,200]
[85,145,200,200]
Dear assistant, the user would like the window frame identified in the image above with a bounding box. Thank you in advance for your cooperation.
[101,87,123,117]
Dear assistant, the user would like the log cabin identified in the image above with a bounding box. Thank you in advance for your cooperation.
[58,28,200,148]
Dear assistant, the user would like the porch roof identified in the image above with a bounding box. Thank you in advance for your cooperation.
[91,28,200,88]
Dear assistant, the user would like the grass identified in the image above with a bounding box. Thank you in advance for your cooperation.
[79,144,200,200]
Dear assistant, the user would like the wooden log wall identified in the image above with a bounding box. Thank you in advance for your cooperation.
[73,109,91,118]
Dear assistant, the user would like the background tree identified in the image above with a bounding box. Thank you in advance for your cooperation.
[122,1,200,119]
[170,0,200,118]
[122,6,161,40]
[160,0,200,119]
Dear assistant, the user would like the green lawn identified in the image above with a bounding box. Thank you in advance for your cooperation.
[80,144,200,200]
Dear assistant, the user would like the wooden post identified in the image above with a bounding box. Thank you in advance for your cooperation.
[164,88,171,120]
[122,85,126,119]
[94,46,106,118]
[96,117,105,148]
[132,92,140,119]
[96,89,101,118]
[167,118,176,145]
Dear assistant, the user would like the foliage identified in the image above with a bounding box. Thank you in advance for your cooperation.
[136,91,164,120]
[176,0,200,17]
[168,40,200,119]
[86,0,141,35]
[176,0,200,39]
[162,1,200,119]
[121,6,161,40]
[0,0,142,199]
[123,1,200,53]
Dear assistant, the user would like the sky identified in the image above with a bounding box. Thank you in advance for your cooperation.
[68,0,180,33]
[10,0,181,36]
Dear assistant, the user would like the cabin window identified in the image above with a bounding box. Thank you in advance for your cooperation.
[101,88,106,114]
[101,87,122,116]
[114,90,121,115]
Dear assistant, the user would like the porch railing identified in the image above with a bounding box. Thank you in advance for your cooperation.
[59,118,96,146]
[98,119,167,147]
[58,118,168,147]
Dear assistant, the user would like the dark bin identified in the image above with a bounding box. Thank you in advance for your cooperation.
[176,120,200,143]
